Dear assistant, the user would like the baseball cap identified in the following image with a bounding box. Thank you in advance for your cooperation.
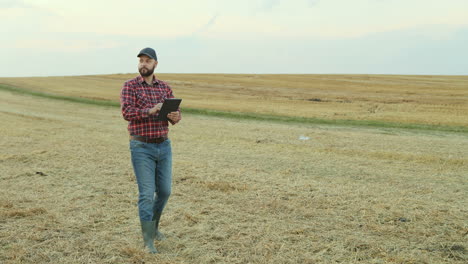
[137,47,157,61]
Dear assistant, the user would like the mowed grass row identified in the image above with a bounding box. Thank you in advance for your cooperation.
[0,90,467,263]
[1,73,467,128]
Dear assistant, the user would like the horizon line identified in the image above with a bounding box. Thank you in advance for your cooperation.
[1,72,467,78]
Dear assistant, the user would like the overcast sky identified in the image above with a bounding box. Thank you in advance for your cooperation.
[1,0,467,77]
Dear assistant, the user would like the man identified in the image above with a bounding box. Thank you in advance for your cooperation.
[120,47,181,253]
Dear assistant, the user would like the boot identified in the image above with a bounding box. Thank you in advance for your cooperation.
[140,220,157,254]
[153,212,166,241]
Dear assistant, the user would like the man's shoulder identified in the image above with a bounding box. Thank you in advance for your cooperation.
[124,75,142,86]
[155,77,171,88]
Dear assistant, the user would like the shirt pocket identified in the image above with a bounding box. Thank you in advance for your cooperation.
[135,90,152,108]
[135,88,167,107]
[147,89,167,105]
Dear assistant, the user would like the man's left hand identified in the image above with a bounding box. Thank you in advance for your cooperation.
[167,111,180,122]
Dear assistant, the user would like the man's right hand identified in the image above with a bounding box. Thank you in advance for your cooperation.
[149,103,163,115]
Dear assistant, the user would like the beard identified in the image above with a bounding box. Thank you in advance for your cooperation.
[139,65,155,77]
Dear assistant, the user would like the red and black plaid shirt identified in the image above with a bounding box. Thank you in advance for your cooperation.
[120,75,181,138]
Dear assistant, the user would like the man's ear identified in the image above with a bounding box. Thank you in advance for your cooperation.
[154,61,158,69]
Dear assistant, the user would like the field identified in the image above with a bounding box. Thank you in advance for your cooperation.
[1,74,468,127]
[0,74,467,263]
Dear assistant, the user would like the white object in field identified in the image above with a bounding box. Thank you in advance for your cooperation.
[299,135,310,140]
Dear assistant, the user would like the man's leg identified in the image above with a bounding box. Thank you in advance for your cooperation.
[153,139,172,240]
[130,140,158,253]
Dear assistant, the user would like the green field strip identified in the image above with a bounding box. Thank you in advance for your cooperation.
[1,83,467,133]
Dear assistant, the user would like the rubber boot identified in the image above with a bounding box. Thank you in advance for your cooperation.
[153,212,166,241]
[140,220,157,254]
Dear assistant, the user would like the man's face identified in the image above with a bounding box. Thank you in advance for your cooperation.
[138,55,158,77]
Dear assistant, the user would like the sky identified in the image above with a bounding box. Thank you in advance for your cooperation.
[1,0,468,77]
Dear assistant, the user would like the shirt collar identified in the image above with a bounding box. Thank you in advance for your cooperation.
[137,75,160,85]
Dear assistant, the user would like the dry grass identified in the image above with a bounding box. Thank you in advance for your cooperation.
[0,88,467,263]
[1,74,467,126]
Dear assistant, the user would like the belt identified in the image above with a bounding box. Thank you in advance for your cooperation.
[130,135,168,144]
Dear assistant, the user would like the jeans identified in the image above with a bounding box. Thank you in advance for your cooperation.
[130,139,172,221]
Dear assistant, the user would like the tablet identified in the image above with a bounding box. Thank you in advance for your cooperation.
[156,98,182,121]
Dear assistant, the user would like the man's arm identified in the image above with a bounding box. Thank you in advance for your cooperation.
[120,83,161,121]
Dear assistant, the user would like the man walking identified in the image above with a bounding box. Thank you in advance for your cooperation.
[120,47,181,253]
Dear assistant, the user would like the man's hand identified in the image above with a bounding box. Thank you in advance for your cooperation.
[167,111,180,122]
[149,103,163,115]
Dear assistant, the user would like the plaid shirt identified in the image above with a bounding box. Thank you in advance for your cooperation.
[120,75,181,138]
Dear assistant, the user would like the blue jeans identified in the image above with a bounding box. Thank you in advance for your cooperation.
[130,139,172,221]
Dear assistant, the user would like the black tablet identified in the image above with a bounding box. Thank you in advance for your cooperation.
[156,98,182,121]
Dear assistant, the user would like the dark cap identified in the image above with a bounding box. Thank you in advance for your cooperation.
[137,47,157,61]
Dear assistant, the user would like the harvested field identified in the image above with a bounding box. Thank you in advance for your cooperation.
[1,74,467,126]
[0,86,467,263]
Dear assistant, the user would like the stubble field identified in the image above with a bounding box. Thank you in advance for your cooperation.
[1,74,467,127]
[0,74,467,263]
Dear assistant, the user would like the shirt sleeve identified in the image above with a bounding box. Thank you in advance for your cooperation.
[166,84,182,125]
[120,83,151,121]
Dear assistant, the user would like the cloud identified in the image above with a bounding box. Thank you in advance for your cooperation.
[0,0,58,16]
[307,0,320,7]
[258,0,281,12]
[13,38,122,52]
[254,0,318,13]
[0,0,30,9]
[193,14,219,35]
[2,24,467,77]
